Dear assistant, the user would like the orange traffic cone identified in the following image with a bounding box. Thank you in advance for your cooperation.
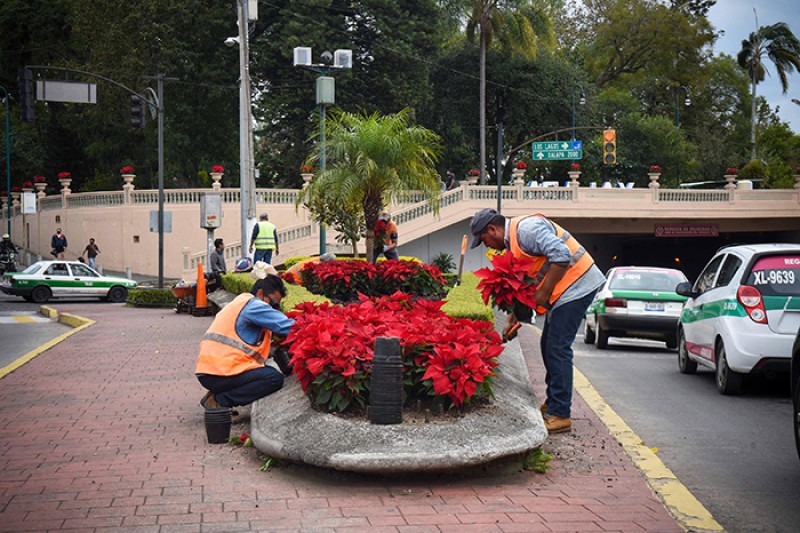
[195,261,208,313]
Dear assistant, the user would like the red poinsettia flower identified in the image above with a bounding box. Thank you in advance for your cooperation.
[34,176,46,183]
[570,163,580,170]
[300,165,314,173]
[57,171,71,179]
[474,252,538,314]
[11,186,21,192]
[649,165,662,172]
[468,169,480,176]
[212,165,224,173]
[22,181,33,188]
[120,165,135,174]
[516,161,527,169]
[726,167,738,175]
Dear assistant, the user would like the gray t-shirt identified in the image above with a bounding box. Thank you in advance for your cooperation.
[506,216,604,310]
[210,249,226,273]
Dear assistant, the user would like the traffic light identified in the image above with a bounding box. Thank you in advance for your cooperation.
[130,95,146,128]
[19,67,34,122]
[603,129,617,165]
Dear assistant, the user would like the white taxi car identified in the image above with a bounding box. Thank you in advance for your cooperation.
[1,260,137,303]
[676,244,800,394]
[584,266,688,349]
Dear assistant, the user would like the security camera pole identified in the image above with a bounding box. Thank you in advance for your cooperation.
[293,46,353,255]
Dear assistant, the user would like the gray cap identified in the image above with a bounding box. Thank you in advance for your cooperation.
[470,208,499,249]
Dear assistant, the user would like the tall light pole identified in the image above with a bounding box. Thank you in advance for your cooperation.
[0,86,10,235]
[675,86,690,127]
[571,86,585,140]
[293,46,352,255]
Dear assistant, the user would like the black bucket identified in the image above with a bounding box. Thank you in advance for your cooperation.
[204,407,232,443]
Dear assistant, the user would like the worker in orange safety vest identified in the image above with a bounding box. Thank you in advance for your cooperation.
[470,208,605,435]
[283,252,336,285]
[196,274,294,409]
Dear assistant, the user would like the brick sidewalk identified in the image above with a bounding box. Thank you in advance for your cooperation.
[0,305,683,532]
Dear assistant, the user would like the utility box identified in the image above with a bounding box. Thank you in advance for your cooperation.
[316,77,335,105]
[200,193,222,229]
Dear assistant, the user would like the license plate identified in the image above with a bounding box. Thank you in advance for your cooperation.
[645,302,665,311]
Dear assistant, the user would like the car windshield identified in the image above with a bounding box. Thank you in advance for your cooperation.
[22,263,43,275]
[745,255,800,296]
[610,269,685,292]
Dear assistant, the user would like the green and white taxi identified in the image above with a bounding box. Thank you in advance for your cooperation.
[584,266,688,349]
[0,260,137,303]
[676,243,800,394]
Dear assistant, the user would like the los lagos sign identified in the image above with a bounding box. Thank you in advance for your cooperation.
[654,224,719,237]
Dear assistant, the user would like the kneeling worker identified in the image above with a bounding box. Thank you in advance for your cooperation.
[283,252,336,285]
[196,274,294,409]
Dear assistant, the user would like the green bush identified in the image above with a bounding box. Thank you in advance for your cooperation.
[282,283,330,311]
[432,252,456,273]
[126,288,178,306]
[441,272,494,321]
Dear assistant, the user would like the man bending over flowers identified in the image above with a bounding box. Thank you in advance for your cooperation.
[470,208,604,434]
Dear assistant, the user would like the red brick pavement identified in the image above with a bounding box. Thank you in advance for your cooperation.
[0,305,683,532]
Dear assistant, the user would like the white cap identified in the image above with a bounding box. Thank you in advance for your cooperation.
[250,261,278,280]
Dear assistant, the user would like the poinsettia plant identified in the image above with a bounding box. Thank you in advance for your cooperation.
[120,165,135,174]
[57,171,71,179]
[22,181,33,188]
[570,163,580,170]
[475,251,538,318]
[300,165,314,173]
[649,165,662,172]
[212,165,224,173]
[726,167,738,175]
[285,293,502,411]
[34,176,46,183]
[516,161,527,169]
[468,169,480,176]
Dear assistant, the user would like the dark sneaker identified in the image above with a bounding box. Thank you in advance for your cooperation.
[543,414,571,434]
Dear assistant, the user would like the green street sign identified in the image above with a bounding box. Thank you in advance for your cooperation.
[531,140,583,161]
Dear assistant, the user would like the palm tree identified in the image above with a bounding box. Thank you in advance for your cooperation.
[737,22,800,159]
[465,1,553,184]
[299,109,443,262]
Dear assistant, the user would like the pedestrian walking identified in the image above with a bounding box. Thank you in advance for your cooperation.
[249,213,279,264]
[469,208,604,434]
[82,238,100,269]
[51,228,67,259]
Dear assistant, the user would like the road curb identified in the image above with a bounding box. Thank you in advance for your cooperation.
[0,307,95,379]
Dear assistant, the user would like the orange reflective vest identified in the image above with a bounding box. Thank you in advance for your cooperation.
[509,214,595,314]
[195,293,271,376]
[285,258,318,286]
[376,220,398,246]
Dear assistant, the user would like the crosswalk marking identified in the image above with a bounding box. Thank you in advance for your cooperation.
[0,315,53,324]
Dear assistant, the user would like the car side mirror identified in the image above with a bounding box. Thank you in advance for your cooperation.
[675,281,699,298]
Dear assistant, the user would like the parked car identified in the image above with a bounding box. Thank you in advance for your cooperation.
[792,326,800,460]
[584,266,689,349]
[0,260,137,303]
[676,243,800,394]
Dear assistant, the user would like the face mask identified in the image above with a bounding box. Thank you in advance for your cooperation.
[267,296,281,310]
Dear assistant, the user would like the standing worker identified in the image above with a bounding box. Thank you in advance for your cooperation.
[51,228,68,259]
[196,274,294,409]
[249,213,279,264]
[373,210,399,263]
[469,208,604,434]
[82,238,100,269]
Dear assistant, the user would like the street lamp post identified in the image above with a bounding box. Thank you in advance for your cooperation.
[675,86,690,126]
[571,87,585,140]
[0,86,10,235]
[293,46,352,255]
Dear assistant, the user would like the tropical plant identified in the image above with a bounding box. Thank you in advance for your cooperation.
[299,109,443,262]
[432,252,456,274]
[737,22,800,159]
[464,0,554,184]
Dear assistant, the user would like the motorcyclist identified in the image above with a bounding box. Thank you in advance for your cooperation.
[0,234,17,254]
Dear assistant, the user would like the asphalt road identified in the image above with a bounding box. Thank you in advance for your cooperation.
[0,292,75,369]
[573,329,800,533]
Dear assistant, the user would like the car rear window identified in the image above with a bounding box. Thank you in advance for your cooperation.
[745,255,800,296]
[610,269,685,292]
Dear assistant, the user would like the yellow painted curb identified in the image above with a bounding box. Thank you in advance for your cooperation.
[0,310,95,379]
[573,368,724,532]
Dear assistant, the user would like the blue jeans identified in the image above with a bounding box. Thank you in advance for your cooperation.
[253,248,273,264]
[88,257,96,269]
[539,291,596,419]
[197,366,284,407]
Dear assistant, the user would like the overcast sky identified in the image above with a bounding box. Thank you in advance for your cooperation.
[707,0,800,133]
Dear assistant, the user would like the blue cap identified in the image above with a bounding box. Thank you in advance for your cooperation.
[235,257,252,272]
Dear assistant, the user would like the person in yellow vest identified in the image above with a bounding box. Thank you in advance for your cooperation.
[249,212,279,264]
[283,253,336,285]
[196,274,294,410]
[470,208,604,434]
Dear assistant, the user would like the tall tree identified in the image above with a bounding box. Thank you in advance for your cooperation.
[736,22,800,159]
[299,109,442,262]
[464,0,553,183]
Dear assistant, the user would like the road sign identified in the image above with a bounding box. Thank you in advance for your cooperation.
[531,140,583,161]
[531,140,582,152]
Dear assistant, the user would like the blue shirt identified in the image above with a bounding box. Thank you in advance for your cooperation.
[506,217,604,310]
[235,297,295,345]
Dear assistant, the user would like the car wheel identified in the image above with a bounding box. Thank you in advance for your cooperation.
[595,324,609,349]
[677,329,697,374]
[106,286,128,303]
[30,285,51,303]
[715,340,743,395]
[583,317,596,344]
[794,377,800,461]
